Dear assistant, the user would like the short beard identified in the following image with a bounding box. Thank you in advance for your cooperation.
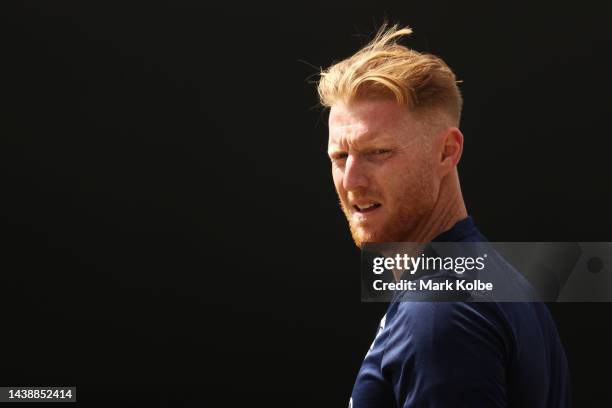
[342,200,430,248]
[339,169,434,247]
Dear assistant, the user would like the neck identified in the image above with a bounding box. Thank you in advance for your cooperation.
[404,170,467,243]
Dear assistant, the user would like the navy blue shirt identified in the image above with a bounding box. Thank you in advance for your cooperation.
[349,217,570,407]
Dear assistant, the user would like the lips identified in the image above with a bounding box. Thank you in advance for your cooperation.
[353,203,382,213]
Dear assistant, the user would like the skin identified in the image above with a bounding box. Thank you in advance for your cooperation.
[328,98,468,248]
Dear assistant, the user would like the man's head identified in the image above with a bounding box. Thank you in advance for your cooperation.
[318,23,466,247]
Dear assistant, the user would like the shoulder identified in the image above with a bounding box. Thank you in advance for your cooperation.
[391,301,507,332]
[381,301,515,407]
[385,301,515,361]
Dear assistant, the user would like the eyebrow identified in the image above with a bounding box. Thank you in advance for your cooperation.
[329,131,395,150]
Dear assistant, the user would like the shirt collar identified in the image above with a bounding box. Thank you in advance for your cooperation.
[431,216,480,242]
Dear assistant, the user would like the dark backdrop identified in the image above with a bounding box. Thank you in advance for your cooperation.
[2,1,611,406]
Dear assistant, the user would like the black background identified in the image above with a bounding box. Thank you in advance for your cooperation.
[2,1,612,406]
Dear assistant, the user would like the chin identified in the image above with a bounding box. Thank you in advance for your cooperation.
[351,226,384,247]
[351,219,412,247]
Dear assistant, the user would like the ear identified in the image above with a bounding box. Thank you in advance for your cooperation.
[438,127,464,175]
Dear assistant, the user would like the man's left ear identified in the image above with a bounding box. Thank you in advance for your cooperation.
[439,127,464,172]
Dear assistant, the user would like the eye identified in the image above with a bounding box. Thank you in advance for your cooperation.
[366,149,392,158]
[330,152,348,163]
[373,149,391,155]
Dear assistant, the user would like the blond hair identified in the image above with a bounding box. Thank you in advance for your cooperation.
[317,23,463,125]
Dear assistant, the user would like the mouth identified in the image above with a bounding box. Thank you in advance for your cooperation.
[353,203,382,214]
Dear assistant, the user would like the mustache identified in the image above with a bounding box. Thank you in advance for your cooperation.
[345,192,382,203]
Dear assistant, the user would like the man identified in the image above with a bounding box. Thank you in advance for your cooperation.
[317,23,570,407]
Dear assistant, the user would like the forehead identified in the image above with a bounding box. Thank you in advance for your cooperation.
[328,99,415,146]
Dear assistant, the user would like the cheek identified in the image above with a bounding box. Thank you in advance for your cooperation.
[332,169,345,195]
[378,163,409,190]
[380,162,429,201]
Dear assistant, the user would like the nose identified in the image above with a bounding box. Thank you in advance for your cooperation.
[342,154,369,192]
